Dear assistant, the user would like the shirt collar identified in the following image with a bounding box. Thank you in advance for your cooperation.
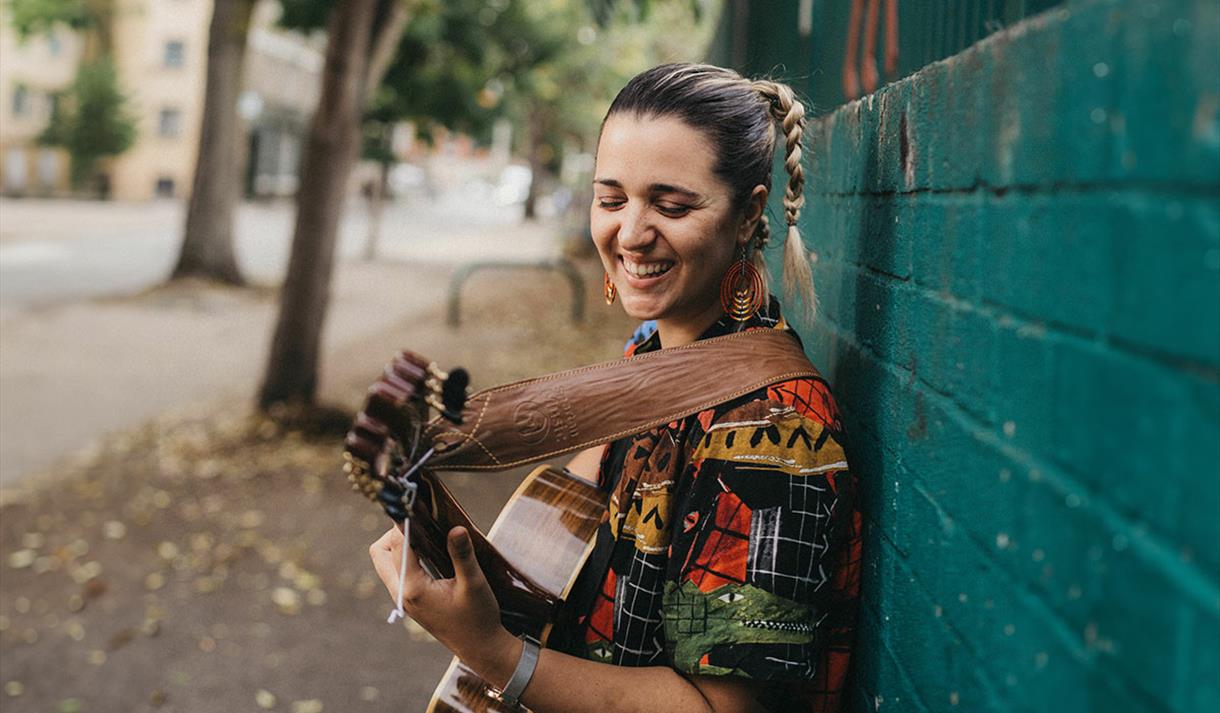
[632,296,789,355]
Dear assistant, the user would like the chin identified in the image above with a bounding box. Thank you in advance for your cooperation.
[619,295,668,322]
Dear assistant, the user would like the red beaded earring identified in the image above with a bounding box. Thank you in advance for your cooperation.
[720,247,765,322]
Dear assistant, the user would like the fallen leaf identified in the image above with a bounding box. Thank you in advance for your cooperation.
[271,587,301,615]
[107,628,135,651]
[7,550,36,569]
[144,573,166,591]
[102,521,127,540]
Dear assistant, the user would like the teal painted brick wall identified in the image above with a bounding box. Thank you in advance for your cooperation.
[747,1,1220,711]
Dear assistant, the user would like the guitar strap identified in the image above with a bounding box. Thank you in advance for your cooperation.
[422,328,819,472]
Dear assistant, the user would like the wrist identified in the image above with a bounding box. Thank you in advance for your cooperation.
[461,626,522,689]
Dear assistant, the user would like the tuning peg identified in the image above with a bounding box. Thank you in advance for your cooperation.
[441,368,469,416]
[422,364,467,424]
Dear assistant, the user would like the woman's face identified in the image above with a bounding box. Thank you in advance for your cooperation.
[591,114,759,343]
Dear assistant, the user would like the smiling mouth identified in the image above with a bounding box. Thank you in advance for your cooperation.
[622,258,674,279]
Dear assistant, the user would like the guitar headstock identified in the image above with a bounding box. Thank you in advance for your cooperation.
[343,351,469,517]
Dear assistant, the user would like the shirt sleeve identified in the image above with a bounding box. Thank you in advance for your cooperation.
[661,378,856,684]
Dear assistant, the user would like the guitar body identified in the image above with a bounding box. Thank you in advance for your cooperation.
[426,465,604,713]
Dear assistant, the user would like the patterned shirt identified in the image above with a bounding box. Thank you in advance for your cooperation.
[570,303,861,713]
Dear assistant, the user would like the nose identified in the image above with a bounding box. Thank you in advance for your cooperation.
[616,204,656,253]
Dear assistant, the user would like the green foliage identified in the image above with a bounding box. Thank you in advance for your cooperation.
[6,0,92,36]
[40,58,137,188]
[368,0,714,162]
[275,0,333,33]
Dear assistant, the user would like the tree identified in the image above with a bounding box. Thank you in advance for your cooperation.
[258,0,410,408]
[169,0,256,285]
[8,0,114,61]
[38,57,136,189]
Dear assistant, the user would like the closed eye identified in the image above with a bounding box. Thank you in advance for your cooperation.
[656,202,691,217]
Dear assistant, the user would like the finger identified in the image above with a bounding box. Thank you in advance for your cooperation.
[404,535,426,580]
[446,526,487,590]
[369,540,401,603]
[370,527,399,553]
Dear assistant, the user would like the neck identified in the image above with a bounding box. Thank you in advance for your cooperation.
[655,304,725,349]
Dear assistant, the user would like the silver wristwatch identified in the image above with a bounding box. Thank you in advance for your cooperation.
[486,637,540,708]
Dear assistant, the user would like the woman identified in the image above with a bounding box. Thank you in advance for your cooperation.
[370,63,860,713]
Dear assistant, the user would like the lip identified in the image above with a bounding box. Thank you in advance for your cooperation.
[618,256,675,288]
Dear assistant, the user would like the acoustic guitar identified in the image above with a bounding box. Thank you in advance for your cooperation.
[343,351,604,713]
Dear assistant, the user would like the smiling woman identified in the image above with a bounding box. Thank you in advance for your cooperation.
[369,64,860,713]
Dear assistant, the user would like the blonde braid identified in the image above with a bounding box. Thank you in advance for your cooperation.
[753,80,817,321]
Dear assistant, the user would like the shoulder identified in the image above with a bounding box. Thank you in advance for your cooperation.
[692,373,845,439]
[687,375,848,480]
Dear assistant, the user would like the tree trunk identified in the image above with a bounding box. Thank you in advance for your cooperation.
[363,160,389,260]
[258,0,402,409]
[523,109,545,221]
[171,0,254,285]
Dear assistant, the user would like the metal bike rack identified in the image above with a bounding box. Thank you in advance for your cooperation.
[446,258,585,327]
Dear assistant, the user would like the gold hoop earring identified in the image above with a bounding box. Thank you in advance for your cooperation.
[720,248,764,322]
[604,272,617,305]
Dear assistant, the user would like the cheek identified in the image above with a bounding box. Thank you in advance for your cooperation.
[589,213,615,261]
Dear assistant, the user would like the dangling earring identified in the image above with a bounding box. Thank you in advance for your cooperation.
[604,272,617,305]
[720,246,764,322]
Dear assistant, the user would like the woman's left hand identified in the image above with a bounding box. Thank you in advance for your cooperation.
[368,525,518,679]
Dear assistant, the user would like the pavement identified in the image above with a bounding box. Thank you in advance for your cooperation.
[0,195,591,487]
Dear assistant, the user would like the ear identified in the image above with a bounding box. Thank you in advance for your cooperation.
[737,185,769,247]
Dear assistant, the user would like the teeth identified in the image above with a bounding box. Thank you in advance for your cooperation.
[624,260,673,278]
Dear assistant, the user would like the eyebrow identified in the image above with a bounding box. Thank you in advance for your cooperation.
[593,178,701,198]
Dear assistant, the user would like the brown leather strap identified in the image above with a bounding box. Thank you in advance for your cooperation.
[423,329,818,471]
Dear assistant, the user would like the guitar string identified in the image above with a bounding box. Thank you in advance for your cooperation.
[387,446,434,625]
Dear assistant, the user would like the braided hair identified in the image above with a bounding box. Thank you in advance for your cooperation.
[604,63,816,319]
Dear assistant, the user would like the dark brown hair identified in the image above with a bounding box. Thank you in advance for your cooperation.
[604,63,815,317]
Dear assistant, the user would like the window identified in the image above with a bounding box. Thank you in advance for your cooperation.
[158,108,182,137]
[164,40,185,68]
[155,177,175,197]
[11,84,29,117]
[47,92,61,120]
[37,150,59,188]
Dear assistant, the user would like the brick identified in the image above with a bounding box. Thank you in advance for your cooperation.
[895,485,1159,713]
[857,195,914,281]
[1106,195,1220,366]
[852,608,934,713]
[1116,0,1220,185]
[1051,339,1220,568]
[972,193,1115,335]
[1175,605,1220,713]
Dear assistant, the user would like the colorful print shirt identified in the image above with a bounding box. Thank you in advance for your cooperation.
[571,303,861,712]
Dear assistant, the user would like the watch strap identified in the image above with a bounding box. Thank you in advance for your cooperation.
[490,637,540,708]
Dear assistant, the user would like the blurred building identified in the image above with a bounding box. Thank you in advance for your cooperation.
[0,13,80,196]
[0,0,319,201]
